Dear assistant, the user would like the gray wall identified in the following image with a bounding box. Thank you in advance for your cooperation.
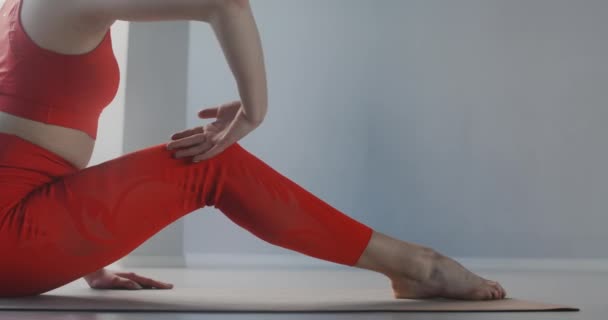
[183,0,608,260]
[368,0,608,258]
[120,21,190,267]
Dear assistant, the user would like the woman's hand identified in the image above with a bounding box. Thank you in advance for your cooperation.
[167,100,262,162]
[84,269,173,290]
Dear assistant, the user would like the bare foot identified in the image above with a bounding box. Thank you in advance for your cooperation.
[390,250,507,300]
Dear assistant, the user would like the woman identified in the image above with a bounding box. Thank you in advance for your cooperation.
[0,0,506,299]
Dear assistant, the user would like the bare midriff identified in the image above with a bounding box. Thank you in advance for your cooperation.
[0,111,94,169]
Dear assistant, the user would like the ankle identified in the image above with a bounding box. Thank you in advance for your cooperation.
[354,231,406,275]
[354,231,439,281]
[391,246,439,281]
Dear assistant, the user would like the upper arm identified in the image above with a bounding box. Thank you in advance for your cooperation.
[74,0,237,26]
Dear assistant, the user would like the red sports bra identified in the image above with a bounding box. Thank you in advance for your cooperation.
[0,0,119,139]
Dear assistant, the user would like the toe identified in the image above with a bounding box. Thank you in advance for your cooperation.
[481,287,494,300]
[486,280,505,299]
[487,287,496,300]
[493,281,506,299]
[486,282,501,300]
[488,286,497,300]
[496,283,505,299]
[471,287,488,300]
[494,287,502,299]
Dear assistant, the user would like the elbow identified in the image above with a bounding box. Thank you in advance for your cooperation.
[249,112,266,127]
[246,94,268,126]
[245,108,267,127]
[226,0,250,9]
[216,0,251,13]
[207,0,251,24]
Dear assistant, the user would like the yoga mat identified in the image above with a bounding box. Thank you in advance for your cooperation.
[0,287,578,312]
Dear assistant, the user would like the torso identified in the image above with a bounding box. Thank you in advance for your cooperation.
[0,0,114,170]
[0,112,95,169]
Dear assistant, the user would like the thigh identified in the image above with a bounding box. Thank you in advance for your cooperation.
[0,138,237,297]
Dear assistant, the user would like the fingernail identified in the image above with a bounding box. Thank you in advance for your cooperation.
[131,283,143,289]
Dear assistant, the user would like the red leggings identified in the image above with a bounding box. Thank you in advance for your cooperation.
[0,132,373,297]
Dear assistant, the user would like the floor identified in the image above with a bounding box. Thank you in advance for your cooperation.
[0,266,603,320]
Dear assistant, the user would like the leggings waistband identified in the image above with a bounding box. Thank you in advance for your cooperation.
[0,132,79,176]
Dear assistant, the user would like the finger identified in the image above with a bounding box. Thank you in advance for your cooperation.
[193,142,229,162]
[170,127,204,141]
[174,141,214,159]
[191,140,216,160]
[112,276,143,290]
[167,133,207,150]
[170,126,204,140]
[198,107,219,119]
[170,129,192,141]
[116,272,173,289]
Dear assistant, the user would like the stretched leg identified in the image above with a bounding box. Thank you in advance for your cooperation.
[0,135,505,299]
[196,143,506,301]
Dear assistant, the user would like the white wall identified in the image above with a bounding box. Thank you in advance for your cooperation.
[89,21,129,166]
[182,0,608,265]
[95,20,192,268]
[118,21,191,267]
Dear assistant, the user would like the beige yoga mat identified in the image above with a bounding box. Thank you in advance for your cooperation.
[0,287,578,312]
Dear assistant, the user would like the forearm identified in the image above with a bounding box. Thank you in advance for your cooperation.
[209,0,267,124]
